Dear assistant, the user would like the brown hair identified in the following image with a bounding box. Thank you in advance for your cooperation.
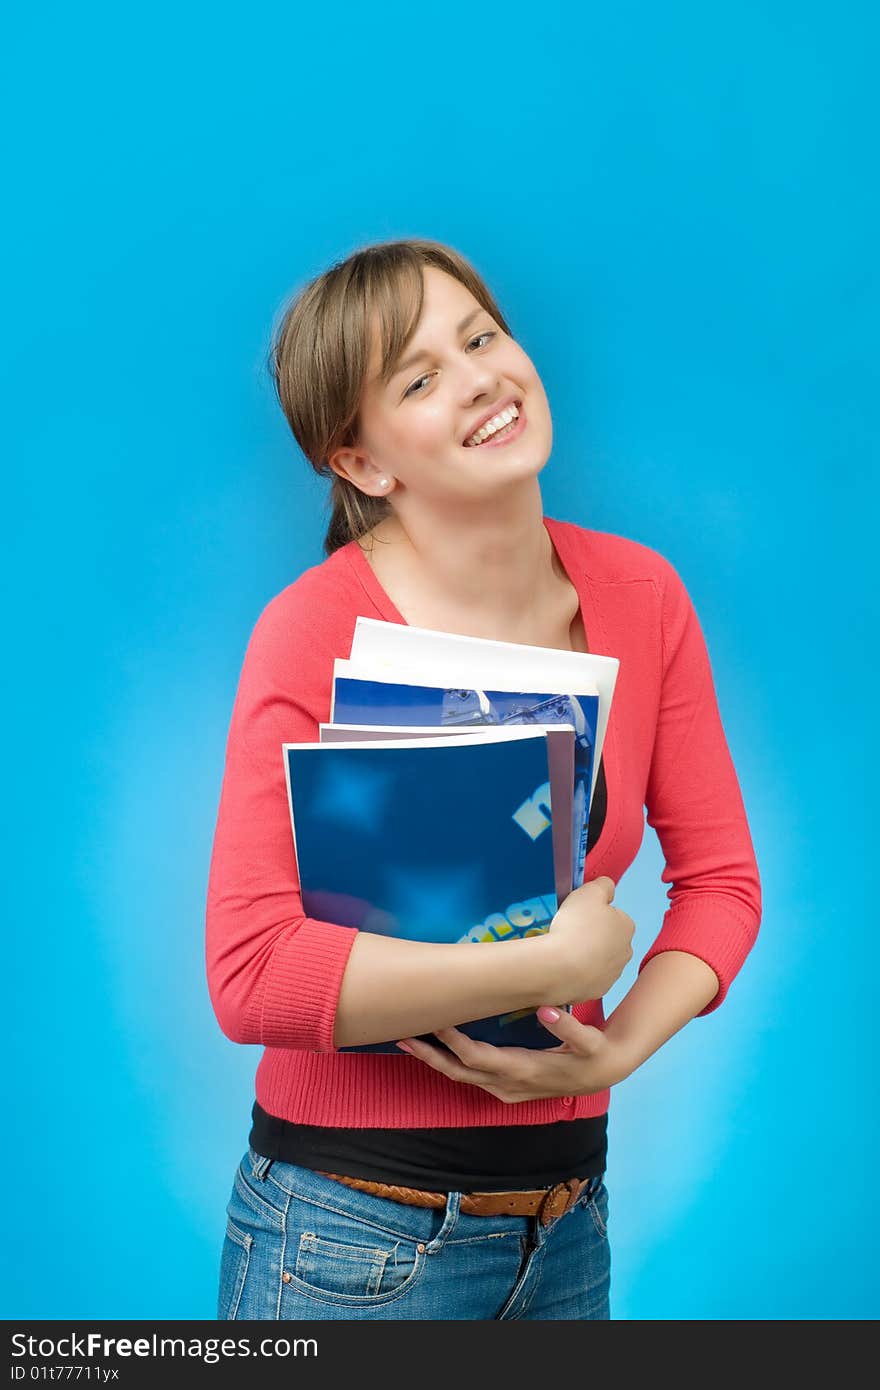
[267,238,513,556]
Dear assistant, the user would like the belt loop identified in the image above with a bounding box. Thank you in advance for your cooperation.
[424,1190,461,1255]
[250,1152,273,1182]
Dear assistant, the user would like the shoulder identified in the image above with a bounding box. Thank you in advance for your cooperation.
[243,544,359,670]
[546,515,684,592]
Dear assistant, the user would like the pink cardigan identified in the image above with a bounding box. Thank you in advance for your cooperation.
[205,516,761,1128]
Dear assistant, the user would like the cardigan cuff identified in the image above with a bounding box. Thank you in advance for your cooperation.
[248,916,360,1051]
[637,893,760,1016]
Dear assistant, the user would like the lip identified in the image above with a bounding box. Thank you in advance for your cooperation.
[462,395,521,446]
[463,402,527,451]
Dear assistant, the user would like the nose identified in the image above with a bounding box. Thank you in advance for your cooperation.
[461,364,503,408]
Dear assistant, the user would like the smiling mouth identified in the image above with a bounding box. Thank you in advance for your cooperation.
[464,401,526,449]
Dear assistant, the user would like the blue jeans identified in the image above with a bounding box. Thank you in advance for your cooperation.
[218,1147,611,1320]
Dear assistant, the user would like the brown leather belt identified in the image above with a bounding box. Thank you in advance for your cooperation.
[316,1171,592,1226]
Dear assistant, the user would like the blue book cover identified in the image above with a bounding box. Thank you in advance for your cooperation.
[283,728,564,1054]
[332,676,599,889]
[320,722,576,911]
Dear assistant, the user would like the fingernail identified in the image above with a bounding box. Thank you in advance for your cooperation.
[538,1007,560,1024]
[396,1040,414,1053]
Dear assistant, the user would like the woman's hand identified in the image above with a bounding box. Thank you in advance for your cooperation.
[540,876,635,1005]
[395,1008,635,1104]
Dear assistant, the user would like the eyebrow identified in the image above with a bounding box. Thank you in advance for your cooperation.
[389,308,484,385]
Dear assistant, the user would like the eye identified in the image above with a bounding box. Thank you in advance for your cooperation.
[404,331,497,397]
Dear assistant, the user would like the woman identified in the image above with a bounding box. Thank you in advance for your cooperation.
[206,238,762,1320]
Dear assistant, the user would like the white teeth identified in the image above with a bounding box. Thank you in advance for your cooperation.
[465,403,519,446]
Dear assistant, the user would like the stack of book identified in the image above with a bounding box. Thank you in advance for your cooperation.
[282,617,619,1054]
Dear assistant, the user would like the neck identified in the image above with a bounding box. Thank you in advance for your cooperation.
[366,483,563,630]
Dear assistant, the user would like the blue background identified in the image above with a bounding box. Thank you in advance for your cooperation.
[3,1,876,1320]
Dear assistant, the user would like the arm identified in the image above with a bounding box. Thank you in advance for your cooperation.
[335,875,632,1048]
[637,554,762,1011]
[333,934,556,1049]
[602,950,720,1077]
[396,949,720,1098]
[204,596,361,1052]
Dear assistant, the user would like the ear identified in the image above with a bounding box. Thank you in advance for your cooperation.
[329,447,393,498]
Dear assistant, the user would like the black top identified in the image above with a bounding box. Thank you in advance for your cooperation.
[250,759,609,1191]
[249,1101,607,1190]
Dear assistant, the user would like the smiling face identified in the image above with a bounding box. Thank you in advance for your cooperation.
[329,265,553,510]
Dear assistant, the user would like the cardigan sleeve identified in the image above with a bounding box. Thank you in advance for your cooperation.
[640,557,762,1014]
[204,593,360,1051]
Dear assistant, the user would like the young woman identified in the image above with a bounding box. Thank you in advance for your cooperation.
[206,238,762,1320]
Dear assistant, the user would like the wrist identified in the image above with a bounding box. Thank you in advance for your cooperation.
[527,930,568,1004]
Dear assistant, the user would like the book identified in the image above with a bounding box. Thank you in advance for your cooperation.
[348,617,619,809]
[319,720,576,909]
[282,725,571,1053]
[329,672,597,892]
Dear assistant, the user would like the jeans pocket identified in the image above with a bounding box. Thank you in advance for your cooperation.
[217,1216,253,1320]
[281,1183,429,1309]
[292,1229,423,1303]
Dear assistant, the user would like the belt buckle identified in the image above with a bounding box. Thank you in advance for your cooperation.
[538,1178,581,1226]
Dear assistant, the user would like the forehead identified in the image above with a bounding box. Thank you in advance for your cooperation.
[365,268,484,393]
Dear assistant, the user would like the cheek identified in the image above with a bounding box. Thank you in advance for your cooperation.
[522,367,549,413]
[407,410,458,455]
